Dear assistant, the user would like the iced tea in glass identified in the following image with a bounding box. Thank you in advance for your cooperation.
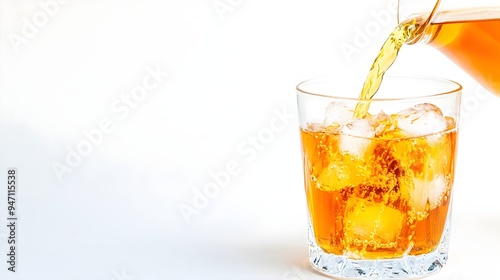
[297,76,461,279]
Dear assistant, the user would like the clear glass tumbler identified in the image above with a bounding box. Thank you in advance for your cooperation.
[297,75,462,279]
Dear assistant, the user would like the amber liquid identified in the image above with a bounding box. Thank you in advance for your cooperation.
[355,8,500,118]
[354,19,421,118]
[426,10,500,94]
[301,119,457,259]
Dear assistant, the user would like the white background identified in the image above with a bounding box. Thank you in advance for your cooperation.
[0,0,499,279]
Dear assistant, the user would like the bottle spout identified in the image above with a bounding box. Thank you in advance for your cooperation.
[398,0,442,24]
[398,0,443,44]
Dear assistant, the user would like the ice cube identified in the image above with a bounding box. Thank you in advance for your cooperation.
[339,119,375,157]
[323,102,353,126]
[344,198,404,246]
[395,103,447,137]
[428,175,448,209]
[410,175,449,217]
[445,116,456,130]
[410,178,428,215]
[318,157,370,191]
[369,111,393,136]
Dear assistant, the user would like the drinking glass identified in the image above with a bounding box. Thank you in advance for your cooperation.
[297,75,462,279]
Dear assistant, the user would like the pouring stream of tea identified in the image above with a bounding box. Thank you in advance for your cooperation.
[354,0,441,119]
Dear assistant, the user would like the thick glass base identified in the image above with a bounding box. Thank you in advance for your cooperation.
[308,218,451,279]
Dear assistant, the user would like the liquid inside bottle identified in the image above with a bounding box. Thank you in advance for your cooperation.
[425,8,500,94]
[354,7,500,118]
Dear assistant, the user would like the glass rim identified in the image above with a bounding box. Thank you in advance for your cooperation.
[296,75,462,102]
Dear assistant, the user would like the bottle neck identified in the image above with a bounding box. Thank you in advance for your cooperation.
[398,0,443,45]
[405,22,436,45]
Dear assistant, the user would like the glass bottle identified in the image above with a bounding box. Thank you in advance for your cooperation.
[399,0,500,95]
